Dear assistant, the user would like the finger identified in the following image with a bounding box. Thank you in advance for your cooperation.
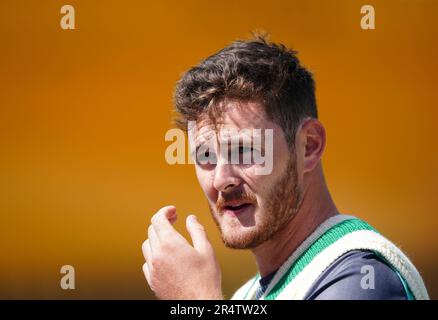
[142,239,152,262]
[186,214,213,255]
[148,224,160,250]
[168,209,177,225]
[151,206,178,240]
[142,262,152,285]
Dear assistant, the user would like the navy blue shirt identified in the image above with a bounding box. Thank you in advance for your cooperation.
[255,250,409,300]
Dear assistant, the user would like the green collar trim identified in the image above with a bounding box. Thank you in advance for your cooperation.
[264,218,376,300]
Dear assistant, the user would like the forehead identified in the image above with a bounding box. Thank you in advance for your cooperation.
[195,100,276,137]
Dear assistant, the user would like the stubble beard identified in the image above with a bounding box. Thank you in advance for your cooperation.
[209,155,303,249]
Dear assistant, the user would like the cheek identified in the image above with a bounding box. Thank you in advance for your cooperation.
[242,154,289,198]
[241,167,271,197]
[195,167,217,202]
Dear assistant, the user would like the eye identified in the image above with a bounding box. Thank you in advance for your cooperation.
[196,149,217,166]
[238,146,253,154]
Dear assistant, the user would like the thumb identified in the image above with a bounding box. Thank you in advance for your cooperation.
[186,215,213,255]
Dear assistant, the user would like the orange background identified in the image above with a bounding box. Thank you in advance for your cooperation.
[0,0,437,299]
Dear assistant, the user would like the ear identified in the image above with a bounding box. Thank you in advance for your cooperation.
[298,119,326,173]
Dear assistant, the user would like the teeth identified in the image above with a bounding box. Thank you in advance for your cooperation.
[226,203,249,210]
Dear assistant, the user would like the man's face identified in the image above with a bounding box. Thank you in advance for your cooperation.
[193,100,303,249]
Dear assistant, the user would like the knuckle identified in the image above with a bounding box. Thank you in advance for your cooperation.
[149,255,161,269]
[142,240,149,252]
[151,211,162,224]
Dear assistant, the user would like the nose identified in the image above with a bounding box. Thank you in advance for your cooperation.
[213,161,242,192]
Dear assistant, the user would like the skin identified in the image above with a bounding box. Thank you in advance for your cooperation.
[142,99,339,299]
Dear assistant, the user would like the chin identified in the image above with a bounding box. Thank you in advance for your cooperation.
[220,226,265,249]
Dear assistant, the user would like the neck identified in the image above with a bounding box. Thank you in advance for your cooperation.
[252,165,339,277]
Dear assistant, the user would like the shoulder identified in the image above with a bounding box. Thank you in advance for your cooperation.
[304,249,409,300]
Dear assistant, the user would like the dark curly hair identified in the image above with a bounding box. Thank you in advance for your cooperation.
[173,35,318,147]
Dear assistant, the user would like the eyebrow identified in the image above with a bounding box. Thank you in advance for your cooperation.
[192,130,268,155]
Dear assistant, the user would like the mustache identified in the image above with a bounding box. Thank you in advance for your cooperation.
[216,189,257,210]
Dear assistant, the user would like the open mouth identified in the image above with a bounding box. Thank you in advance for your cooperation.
[224,203,251,211]
[221,202,253,215]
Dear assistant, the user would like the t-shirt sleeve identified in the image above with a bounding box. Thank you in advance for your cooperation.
[304,250,409,300]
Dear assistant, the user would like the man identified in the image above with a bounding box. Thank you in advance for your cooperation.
[141,37,429,300]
